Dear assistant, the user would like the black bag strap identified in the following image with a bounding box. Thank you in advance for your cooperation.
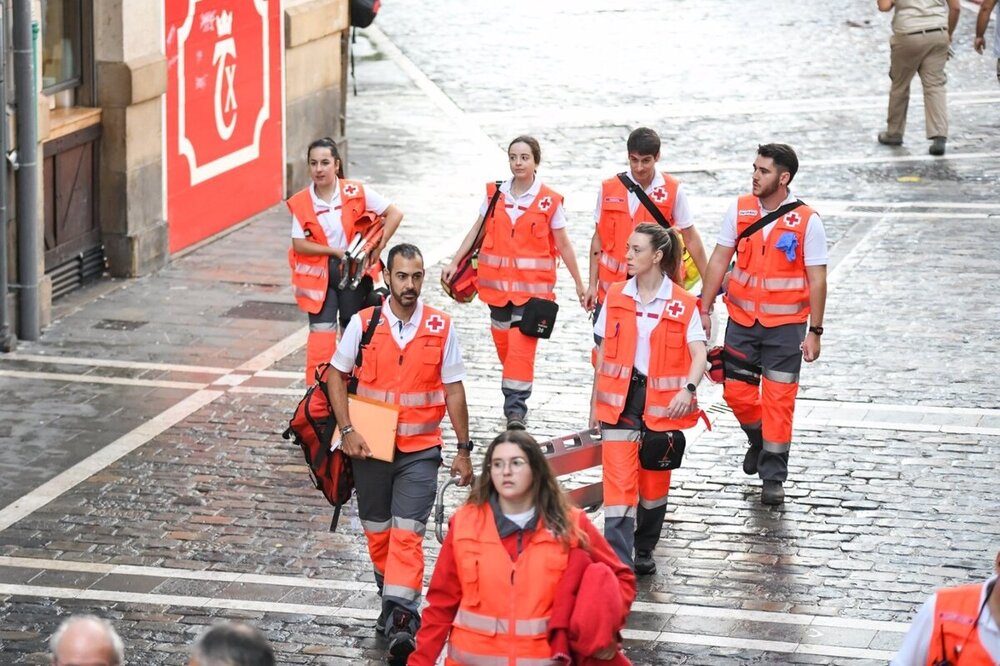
[344,305,382,395]
[617,172,672,229]
[736,200,804,243]
[470,181,505,254]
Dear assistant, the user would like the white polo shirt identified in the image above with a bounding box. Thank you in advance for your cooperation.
[478,177,566,229]
[717,191,829,266]
[333,299,467,384]
[890,576,1000,665]
[593,170,695,230]
[593,275,706,376]
[290,181,391,251]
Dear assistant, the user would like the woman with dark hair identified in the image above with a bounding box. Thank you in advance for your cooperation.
[288,137,404,384]
[409,430,635,666]
[591,223,708,576]
[442,136,587,430]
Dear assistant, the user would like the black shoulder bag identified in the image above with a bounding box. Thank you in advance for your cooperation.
[346,305,383,395]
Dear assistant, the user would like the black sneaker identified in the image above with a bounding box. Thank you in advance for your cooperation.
[387,609,417,663]
[742,432,763,475]
[375,608,387,634]
[761,480,785,505]
[929,136,946,156]
[634,550,656,576]
[506,416,527,431]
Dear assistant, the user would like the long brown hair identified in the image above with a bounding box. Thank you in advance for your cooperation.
[466,430,583,547]
[633,222,683,285]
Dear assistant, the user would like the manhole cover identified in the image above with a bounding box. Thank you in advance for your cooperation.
[225,300,301,321]
[94,319,148,331]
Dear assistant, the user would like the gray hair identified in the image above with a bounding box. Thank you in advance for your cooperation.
[191,622,274,666]
[49,615,125,665]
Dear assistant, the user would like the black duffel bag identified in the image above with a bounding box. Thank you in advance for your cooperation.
[517,297,559,339]
[639,429,686,471]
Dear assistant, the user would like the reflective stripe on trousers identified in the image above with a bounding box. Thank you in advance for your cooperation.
[454,608,549,637]
[448,644,560,666]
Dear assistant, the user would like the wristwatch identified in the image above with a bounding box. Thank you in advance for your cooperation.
[684,383,697,394]
[457,440,474,453]
[340,425,355,436]
[809,326,824,336]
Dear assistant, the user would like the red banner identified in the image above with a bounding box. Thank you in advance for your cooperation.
[165,0,284,252]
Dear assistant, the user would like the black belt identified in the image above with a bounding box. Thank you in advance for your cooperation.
[906,27,946,35]
[631,369,647,387]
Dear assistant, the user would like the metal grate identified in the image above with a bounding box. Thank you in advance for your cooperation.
[48,245,106,300]
[224,300,301,321]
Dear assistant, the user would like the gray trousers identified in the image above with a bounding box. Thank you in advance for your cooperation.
[887,29,950,139]
[353,446,441,618]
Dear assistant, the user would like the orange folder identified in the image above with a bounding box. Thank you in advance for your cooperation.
[334,395,400,463]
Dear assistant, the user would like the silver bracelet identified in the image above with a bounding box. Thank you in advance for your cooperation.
[340,425,354,436]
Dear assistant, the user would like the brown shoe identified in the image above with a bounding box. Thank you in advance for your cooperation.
[877,132,903,146]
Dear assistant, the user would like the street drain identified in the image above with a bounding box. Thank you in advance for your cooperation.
[94,319,148,331]
[225,300,301,321]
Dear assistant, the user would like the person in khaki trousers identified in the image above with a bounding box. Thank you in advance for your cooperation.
[876,0,960,156]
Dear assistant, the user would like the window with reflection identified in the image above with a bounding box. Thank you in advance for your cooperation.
[42,0,83,94]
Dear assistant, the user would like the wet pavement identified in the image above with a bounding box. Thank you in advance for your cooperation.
[1,1,999,664]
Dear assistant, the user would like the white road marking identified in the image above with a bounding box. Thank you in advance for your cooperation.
[0,390,224,533]
[2,353,232,374]
[235,327,308,373]
[0,369,207,391]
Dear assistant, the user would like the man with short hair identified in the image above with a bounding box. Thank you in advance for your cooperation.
[49,614,124,666]
[876,0,961,155]
[585,127,708,314]
[974,0,999,85]
[188,622,274,666]
[699,144,828,506]
[330,242,473,664]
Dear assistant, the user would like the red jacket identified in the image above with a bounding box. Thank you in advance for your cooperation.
[548,547,632,666]
[410,503,636,666]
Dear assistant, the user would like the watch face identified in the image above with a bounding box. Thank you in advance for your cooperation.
[686,383,697,393]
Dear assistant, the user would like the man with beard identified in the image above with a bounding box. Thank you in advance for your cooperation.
[698,144,828,506]
[329,242,473,665]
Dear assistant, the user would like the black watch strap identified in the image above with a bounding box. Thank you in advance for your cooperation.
[809,326,824,336]
[457,441,474,452]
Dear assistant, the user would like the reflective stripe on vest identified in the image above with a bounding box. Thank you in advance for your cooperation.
[293,261,327,278]
[294,287,326,302]
[648,375,687,390]
[733,262,807,291]
[598,361,631,380]
[454,609,549,637]
[447,644,560,666]
[599,252,623,272]
[355,386,445,407]
[759,301,808,315]
[397,421,441,436]
[478,278,555,294]
[478,254,556,271]
[595,390,626,408]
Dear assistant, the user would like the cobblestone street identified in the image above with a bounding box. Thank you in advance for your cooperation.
[1,1,999,664]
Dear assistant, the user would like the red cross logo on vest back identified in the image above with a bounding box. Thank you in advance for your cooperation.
[426,314,445,332]
[343,183,359,196]
[666,300,685,318]
[650,187,668,204]
[538,196,552,211]
[784,212,801,227]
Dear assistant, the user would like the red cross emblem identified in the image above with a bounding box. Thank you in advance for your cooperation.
[426,315,445,332]
[538,196,552,211]
[784,212,801,227]
[343,183,359,196]
[666,300,685,318]
[650,187,668,204]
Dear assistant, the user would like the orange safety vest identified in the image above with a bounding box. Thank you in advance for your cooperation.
[724,194,815,328]
[594,281,701,431]
[595,173,679,301]
[926,583,995,666]
[447,503,580,666]
[353,304,449,453]
[477,182,561,307]
[287,180,368,313]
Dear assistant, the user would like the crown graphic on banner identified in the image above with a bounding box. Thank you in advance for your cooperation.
[215,10,233,37]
